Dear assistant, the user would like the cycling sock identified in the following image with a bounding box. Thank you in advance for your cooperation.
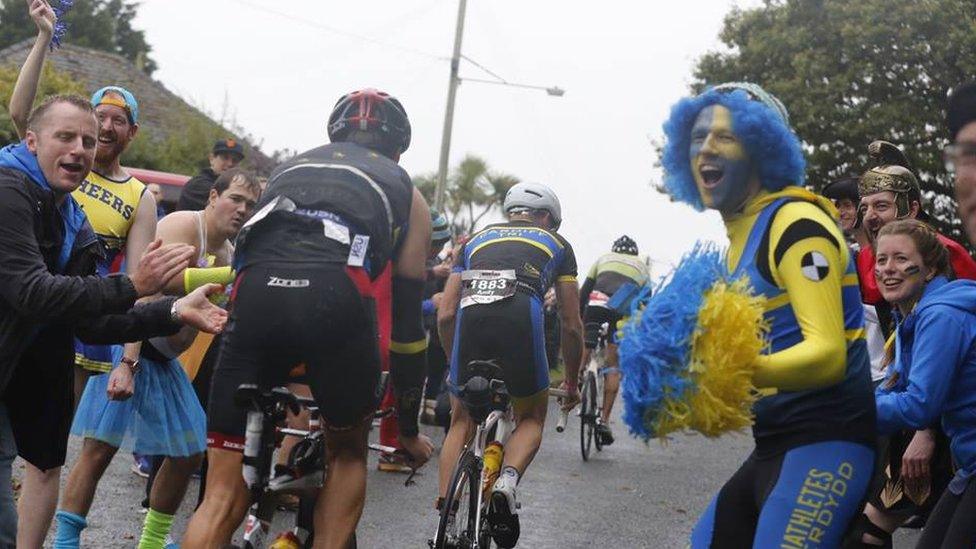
[500,466,520,485]
[53,510,87,549]
[138,508,174,549]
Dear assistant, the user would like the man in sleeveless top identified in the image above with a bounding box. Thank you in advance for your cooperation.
[55,169,259,549]
[6,8,161,546]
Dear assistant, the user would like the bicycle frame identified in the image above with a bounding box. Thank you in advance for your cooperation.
[238,385,400,549]
[469,408,515,544]
[588,337,606,412]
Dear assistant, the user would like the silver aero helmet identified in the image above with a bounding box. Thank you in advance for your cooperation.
[503,182,563,230]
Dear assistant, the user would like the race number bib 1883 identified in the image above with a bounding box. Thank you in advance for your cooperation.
[460,269,517,308]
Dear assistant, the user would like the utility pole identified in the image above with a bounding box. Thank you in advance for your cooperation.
[434,0,468,211]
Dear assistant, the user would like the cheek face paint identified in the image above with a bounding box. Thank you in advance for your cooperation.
[903,264,921,275]
[690,105,755,213]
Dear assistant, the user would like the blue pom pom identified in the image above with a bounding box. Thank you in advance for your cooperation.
[619,242,725,439]
[50,0,74,51]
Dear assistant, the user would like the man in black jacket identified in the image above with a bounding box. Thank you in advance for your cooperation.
[176,138,245,211]
[0,94,227,547]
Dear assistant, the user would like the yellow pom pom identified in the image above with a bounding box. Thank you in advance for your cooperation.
[652,277,768,437]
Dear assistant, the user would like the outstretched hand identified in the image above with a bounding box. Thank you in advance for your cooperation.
[131,240,196,297]
[27,0,55,36]
[174,284,229,334]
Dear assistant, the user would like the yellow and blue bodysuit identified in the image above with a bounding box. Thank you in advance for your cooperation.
[691,187,876,548]
[73,170,146,373]
[627,83,878,547]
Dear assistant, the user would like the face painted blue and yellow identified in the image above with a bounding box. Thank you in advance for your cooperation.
[689,105,758,214]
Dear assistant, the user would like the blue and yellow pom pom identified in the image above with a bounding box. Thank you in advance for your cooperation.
[619,243,767,440]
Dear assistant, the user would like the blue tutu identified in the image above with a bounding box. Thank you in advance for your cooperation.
[71,347,207,457]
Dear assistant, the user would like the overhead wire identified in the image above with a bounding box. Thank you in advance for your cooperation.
[226,0,449,61]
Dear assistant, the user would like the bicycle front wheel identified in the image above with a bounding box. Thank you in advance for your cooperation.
[434,450,486,548]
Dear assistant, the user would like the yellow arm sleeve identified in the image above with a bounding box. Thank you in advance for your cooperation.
[752,203,848,391]
[183,265,235,294]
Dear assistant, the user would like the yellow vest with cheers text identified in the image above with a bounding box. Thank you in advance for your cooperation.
[73,170,146,275]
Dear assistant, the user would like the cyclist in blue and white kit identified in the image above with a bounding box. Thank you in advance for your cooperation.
[437,183,583,548]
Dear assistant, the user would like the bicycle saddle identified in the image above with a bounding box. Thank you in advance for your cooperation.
[459,360,509,423]
[234,384,302,415]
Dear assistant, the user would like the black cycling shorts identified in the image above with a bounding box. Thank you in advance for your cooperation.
[583,305,619,349]
[207,263,383,451]
[449,292,549,399]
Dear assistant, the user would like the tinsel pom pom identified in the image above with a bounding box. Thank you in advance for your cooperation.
[49,0,74,50]
[619,242,767,440]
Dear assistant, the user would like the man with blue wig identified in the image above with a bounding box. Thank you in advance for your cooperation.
[660,83,876,547]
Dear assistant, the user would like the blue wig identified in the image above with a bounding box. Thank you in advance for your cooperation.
[661,84,806,210]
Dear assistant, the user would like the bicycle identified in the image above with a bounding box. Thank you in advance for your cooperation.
[430,360,568,549]
[562,321,609,461]
[234,382,415,549]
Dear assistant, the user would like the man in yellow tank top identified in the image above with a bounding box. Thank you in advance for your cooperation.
[7,13,160,544]
[72,86,158,380]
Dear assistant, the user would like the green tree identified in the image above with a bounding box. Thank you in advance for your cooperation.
[415,155,520,236]
[0,0,157,75]
[120,109,229,174]
[692,0,976,244]
[0,62,271,176]
[0,62,85,144]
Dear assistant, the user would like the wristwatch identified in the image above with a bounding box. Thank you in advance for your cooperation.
[120,356,141,374]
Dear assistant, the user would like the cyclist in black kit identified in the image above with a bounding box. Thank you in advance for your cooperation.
[183,88,434,548]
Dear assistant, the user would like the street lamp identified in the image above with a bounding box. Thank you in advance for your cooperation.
[458,77,566,97]
[433,0,565,211]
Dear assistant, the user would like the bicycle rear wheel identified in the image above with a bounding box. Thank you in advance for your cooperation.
[580,371,596,461]
[433,450,487,548]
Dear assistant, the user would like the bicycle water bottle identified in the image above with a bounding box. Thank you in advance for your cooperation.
[483,441,504,495]
[269,531,302,549]
[243,409,263,488]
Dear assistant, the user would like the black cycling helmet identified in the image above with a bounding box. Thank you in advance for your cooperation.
[327,88,411,157]
[612,235,639,255]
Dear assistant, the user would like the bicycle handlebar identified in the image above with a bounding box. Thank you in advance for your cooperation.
[556,409,569,432]
[550,387,572,433]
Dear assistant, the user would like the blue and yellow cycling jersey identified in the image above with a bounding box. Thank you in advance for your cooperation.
[454,220,577,300]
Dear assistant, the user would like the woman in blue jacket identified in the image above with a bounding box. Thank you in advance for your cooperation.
[873,219,976,548]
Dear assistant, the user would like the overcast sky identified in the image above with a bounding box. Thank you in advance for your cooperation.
[134,0,762,273]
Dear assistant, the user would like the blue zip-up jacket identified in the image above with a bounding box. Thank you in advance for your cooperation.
[876,276,976,477]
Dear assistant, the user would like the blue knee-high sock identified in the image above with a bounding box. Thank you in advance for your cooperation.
[53,510,87,549]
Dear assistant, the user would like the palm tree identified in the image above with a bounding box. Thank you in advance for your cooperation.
[413,155,520,237]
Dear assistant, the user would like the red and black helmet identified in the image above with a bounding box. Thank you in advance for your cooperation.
[327,88,411,155]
